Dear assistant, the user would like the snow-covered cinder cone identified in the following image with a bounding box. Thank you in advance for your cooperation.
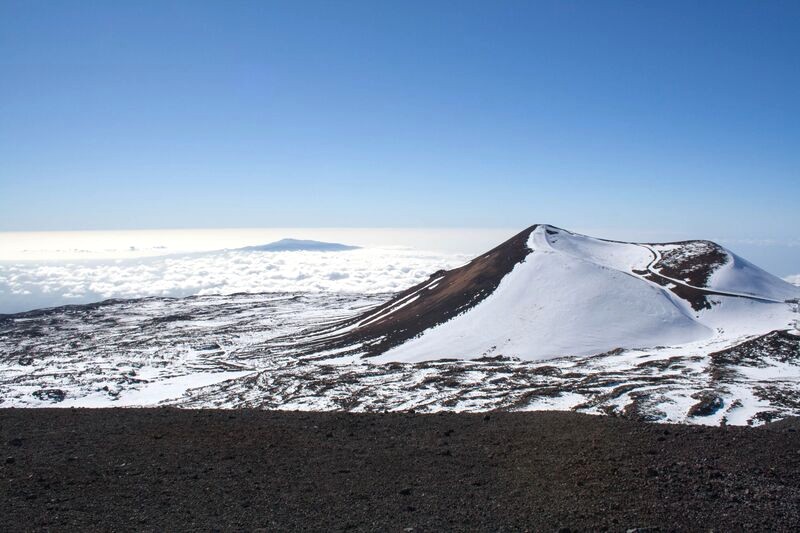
[301,224,800,363]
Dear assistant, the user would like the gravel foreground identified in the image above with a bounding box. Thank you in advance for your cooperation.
[1,409,799,532]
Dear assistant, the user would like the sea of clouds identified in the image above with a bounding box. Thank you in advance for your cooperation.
[2,227,797,314]
[0,247,469,314]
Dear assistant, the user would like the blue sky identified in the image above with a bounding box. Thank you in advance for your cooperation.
[1,1,798,241]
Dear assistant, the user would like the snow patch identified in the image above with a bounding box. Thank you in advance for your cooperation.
[710,252,800,301]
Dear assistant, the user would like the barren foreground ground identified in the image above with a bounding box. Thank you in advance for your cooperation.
[1,409,799,531]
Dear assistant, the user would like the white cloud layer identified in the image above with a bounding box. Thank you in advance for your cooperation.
[786,274,800,287]
[0,248,469,314]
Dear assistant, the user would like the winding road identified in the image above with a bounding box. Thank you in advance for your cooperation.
[636,243,787,304]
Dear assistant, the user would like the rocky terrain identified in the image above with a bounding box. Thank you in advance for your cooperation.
[2,409,800,532]
[0,290,797,425]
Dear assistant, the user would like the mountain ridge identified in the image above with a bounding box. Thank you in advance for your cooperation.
[290,224,798,362]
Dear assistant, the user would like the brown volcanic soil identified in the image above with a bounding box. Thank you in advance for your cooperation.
[2,409,800,532]
[298,226,536,358]
[650,240,729,288]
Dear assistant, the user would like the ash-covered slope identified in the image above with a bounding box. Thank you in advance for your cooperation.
[304,225,798,363]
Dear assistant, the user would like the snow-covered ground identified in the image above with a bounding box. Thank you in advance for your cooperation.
[2,225,798,426]
[1,289,798,426]
[0,293,384,408]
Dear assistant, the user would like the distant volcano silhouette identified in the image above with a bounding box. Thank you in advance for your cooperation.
[238,239,359,252]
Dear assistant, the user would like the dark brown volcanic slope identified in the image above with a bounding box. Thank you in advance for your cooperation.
[2,409,800,532]
[651,240,729,287]
[297,225,537,358]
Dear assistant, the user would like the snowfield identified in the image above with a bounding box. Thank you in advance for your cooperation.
[711,252,800,301]
[1,225,798,426]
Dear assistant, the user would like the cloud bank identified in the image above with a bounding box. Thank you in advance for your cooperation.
[0,248,469,314]
[786,274,800,287]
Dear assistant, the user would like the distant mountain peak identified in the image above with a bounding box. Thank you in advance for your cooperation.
[238,238,359,252]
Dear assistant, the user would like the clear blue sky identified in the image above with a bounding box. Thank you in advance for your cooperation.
[1,1,798,240]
